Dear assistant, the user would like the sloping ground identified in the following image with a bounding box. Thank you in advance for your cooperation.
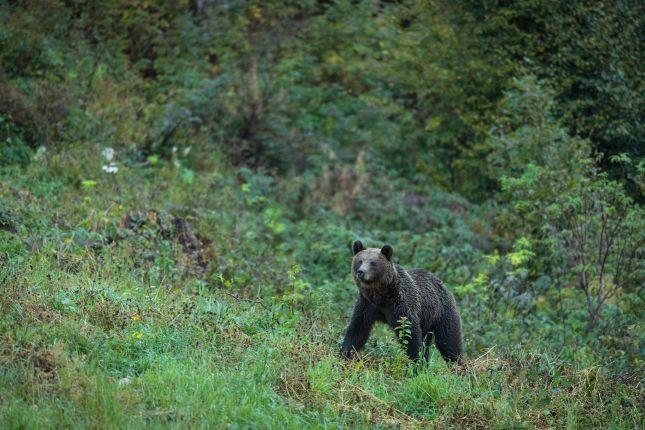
[0,152,641,429]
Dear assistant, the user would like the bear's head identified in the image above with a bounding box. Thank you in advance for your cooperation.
[350,240,395,287]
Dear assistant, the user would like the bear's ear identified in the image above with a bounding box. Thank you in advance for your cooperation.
[380,244,393,261]
[352,240,365,255]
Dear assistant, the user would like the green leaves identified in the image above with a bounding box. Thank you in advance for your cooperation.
[395,316,412,348]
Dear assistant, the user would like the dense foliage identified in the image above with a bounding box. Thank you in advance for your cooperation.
[1,1,643,428]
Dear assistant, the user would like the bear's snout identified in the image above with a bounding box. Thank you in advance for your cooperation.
[356,269,366,280]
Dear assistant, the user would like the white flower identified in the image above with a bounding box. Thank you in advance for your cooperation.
[102,147,115,162]
[33,146,47,161]
[102,163,119,174]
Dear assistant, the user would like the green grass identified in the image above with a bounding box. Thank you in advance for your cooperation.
[0,151,642,429]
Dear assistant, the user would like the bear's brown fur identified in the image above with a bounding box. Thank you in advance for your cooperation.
[341,240,463,363]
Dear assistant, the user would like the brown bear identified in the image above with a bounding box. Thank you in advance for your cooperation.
[340,240,463,363]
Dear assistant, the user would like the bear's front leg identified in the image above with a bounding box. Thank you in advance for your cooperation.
[406,324,423,362]
[340,296,378,359]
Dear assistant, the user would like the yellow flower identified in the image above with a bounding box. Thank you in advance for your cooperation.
[132,331,143,340]
[131,315,140,322]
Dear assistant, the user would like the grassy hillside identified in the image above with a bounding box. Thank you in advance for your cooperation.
[1,151,641,429]
[1,1,643,428]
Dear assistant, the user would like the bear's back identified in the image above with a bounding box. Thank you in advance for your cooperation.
[406,268,444,292]
[404,268,452,325]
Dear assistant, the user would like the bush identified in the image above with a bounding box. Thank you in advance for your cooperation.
[488,77,644,365]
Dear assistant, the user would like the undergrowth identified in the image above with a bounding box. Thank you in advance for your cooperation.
[1,150,641,429]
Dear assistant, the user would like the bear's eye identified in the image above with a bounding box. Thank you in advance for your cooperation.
[370,261,377,267]
[357,260,362,265]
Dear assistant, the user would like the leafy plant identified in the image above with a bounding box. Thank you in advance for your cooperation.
[396,316,412,348]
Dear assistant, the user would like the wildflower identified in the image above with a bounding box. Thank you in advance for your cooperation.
[131,315,140,322]
[132,331,143,340]
[33,146,47,161]
[102,163,119,174]
[102,147,115,161]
